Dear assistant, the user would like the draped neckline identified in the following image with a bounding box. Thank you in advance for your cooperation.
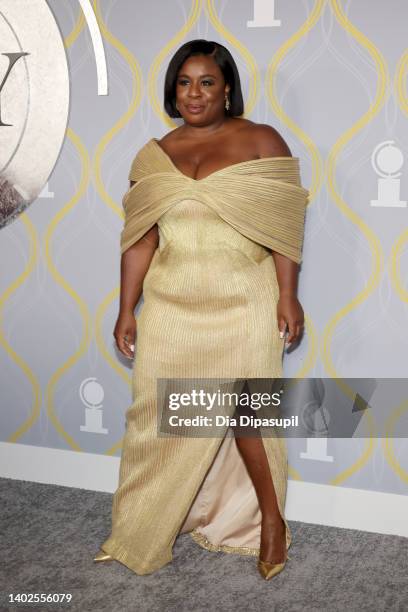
[150,138,298,183]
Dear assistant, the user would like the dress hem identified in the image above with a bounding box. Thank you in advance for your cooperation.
[189,528,260,557]
[189,525,292,558]
[101,536,172,576]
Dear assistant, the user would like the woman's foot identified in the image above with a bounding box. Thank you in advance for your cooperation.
[257,558,287,580]
[259,515,287,564]
[258,515,289,580]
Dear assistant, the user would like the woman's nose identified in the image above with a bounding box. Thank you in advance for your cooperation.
[188,83,201,96]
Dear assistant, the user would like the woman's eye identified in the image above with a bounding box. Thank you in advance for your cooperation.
[178,79,213,86]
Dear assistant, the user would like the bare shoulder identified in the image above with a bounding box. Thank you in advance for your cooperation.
[251,123,292,158]
[159,127,183,145]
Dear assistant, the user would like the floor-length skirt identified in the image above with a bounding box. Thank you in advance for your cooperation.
[101,199,292,574]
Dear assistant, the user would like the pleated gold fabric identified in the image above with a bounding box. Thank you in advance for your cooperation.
[121,138,309,264]
[101,138,310,575]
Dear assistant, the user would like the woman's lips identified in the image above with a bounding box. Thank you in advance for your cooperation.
[186,105,204,113]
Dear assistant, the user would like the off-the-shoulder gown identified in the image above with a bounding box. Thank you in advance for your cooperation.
[100,137,309,575]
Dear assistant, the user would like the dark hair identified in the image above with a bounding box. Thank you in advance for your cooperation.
[164,39,244,118]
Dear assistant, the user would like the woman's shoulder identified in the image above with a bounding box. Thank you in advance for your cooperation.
[226,120,293,159]
[247,123,292,158]
[154,119,292,158]
[156,127,183,146]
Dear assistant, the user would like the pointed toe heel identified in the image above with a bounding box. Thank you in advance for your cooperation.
[257,558,288,580]
[258,517,290,580]
[93,549,113,562]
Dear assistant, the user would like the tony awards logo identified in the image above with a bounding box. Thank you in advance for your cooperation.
[0,0,69,228]
[371,141,407,208]
[79,378,108,435]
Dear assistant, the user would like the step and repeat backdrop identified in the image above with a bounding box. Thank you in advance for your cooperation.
[1,0,407,499]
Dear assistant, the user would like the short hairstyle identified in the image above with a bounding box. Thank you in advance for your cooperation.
[164,39,244,118]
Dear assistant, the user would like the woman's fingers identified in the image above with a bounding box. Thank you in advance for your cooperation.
[284,320,296,345]
[284,321,303,346]
[279,321,287,339]
[113,313,137,359]
[115,328,136,359]
[122,335,135,359]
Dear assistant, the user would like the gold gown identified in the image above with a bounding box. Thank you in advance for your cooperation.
[101,138,309,575]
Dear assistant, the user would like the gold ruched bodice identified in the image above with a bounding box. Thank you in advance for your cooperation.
[101,138,310,576]
[121,138,310,263]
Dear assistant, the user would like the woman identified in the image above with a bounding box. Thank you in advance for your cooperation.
[94,39,309,580]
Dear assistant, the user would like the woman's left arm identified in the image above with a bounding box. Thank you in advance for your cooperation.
[255,124,305,348]
[271,253,304,348]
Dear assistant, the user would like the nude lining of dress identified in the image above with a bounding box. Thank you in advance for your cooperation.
[178,426,264,556]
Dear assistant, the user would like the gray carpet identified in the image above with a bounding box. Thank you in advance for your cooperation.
[0,477,406,612]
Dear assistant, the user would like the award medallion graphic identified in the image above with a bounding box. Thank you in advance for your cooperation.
[0,0,69,228]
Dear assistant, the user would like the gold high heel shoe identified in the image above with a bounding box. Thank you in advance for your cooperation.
[257,556,289,580]
[93,549,113,562]
[257,519,290,580]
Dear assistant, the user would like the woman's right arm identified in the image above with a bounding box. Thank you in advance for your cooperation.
[114,181,159,358]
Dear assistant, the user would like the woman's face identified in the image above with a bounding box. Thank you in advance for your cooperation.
[175,54,230,124]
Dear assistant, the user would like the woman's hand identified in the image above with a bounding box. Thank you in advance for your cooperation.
[277,294,304,348]
[114,310,137,359]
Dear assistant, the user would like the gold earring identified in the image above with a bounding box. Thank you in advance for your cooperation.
[225,95,230,111]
